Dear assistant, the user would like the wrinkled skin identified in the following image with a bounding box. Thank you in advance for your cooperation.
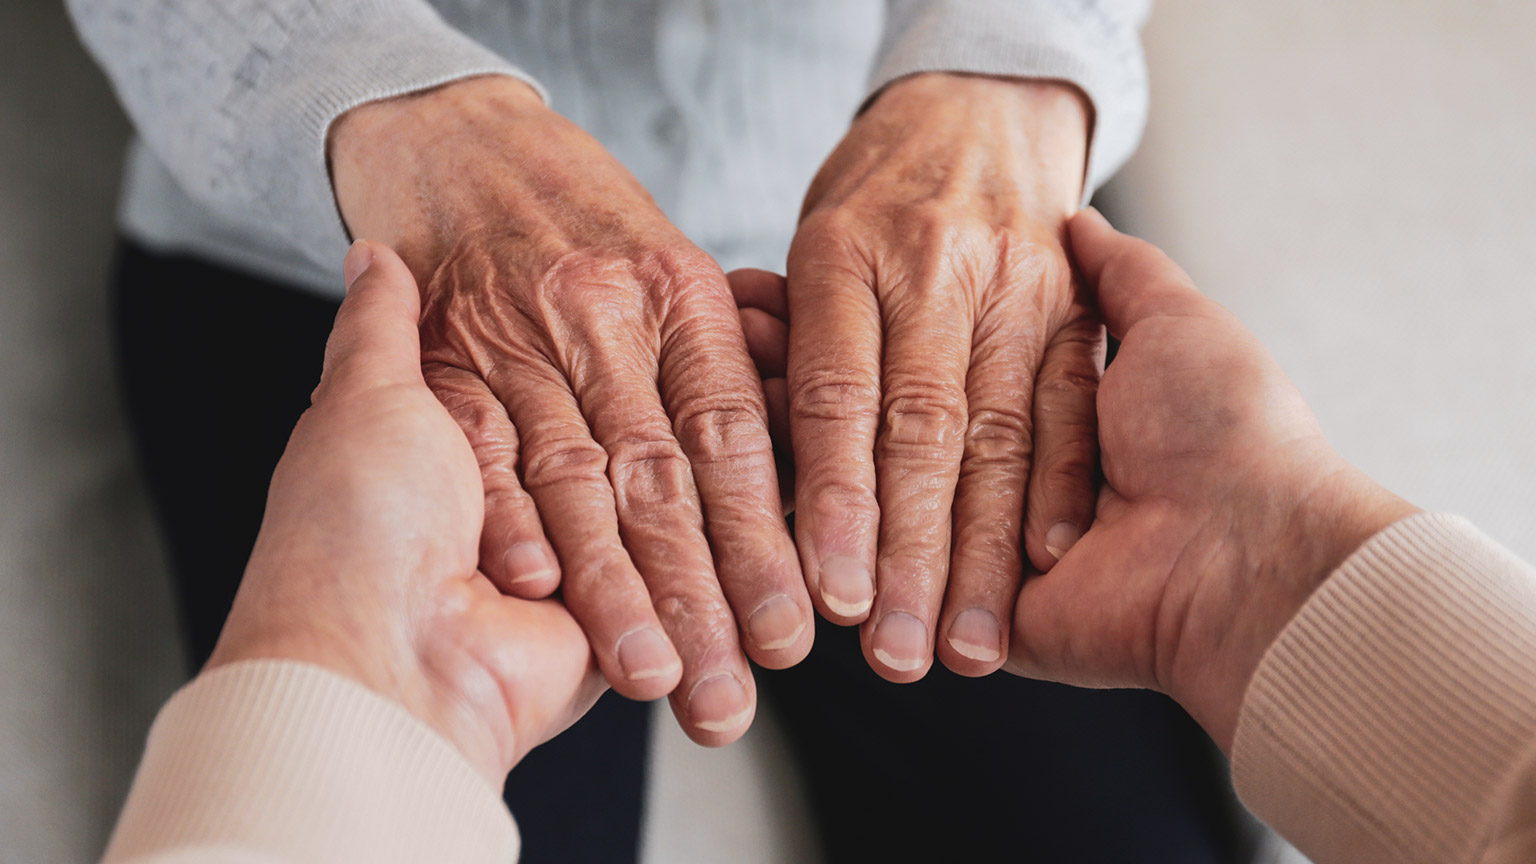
[330,77,811,745]
[1003,211,1419,748]
[208,243,606,784]
[786,74,1105,680]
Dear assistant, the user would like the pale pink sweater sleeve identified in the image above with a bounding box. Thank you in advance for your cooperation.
[102,661,519,864]
[1232,512,1536,864]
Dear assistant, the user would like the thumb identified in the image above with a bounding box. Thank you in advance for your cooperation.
[1067,208,1212,340]
[316,240,426,398]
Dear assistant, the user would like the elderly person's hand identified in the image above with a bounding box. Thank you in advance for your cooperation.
[787,74,1104,680]
[206,241,606,784]
[1005,210,1420,748]
[329,76,813,744]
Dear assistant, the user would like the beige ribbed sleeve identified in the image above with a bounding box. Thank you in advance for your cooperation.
[102,661,519,864]
[1232,512,1536,864]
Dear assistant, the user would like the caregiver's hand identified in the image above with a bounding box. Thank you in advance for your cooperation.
[206,242,606,784]
[330,76,812,745]
[788,73,1103,680]
[1006,210,1420,749]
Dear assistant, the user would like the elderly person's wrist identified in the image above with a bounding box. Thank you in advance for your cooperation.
[327,74,551,270]
[830,72,1091,221]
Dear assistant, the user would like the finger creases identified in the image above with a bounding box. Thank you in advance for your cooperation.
[568,315,763,744]
[424,363,561,598]
[785,259,883,626]
[939,326,1036,677]
[1024,297,1105,573]
[484,354,685,705]
[659,288,811,669]
[863,285,973,683]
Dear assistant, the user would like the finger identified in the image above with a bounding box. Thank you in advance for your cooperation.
[317,241,424,398]
[660,285,812,672]
[1067,208,1210,337]
[862,279,972,682]
[580,340,761,745]
[492,362,684,704]
[738,308,788,378]
[726,267,790,320]
[936,317,1034,677]
[1007,487,1154,690]
[786,241,882,625]
[1023,300,1105,572]
[425,363,561,597]
[762,378,793,513]
[471,587,610,765]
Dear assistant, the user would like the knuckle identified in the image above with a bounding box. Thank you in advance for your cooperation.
[963,407,1032,467]
[483,480,531,511]
[521,434,609,491]
[650,586,734,634]
[804,478,875,525]
[608,437,698,514]
[880,386,968,455]
[673,399,770,466]
[791,369,881,422]
[563,553,640,602]
[645,246,733,316]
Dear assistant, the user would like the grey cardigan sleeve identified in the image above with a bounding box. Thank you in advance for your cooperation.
[872,0,1151,199]
[66,0,541,271]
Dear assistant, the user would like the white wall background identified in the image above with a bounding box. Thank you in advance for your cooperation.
[1,2,1531,862]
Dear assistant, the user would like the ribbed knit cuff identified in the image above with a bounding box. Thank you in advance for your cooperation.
[223,1,542,273]
[869,0,1150,201]
[103,661,518,864]
[1231,513,1536,864]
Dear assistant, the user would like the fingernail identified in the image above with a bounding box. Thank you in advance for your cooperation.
[947,608,1002,663]
[689,673,752,733]
[819,554,874,617]
[616,628,679,682]
[747,594,805,651]
[1045,522,1082,561]
[871,611,928,672]
[343,239,373,289]
[503,542,556,584]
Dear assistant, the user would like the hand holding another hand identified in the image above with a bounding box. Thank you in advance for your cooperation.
[1005,210,1419,747]
[330,76,813,745]
[787,74,1105,680]
[207,242,605,784]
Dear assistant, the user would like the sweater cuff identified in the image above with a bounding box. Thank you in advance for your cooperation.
[226,1,542,273]
[1231,512,1536,864]
[868,0,1150,201]
[103,661,518,864]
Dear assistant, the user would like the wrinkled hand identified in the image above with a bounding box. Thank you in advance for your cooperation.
[330,77,812,744]
[1005,210,1419,748]
[207,242,605,784]
[787,74,1103,680]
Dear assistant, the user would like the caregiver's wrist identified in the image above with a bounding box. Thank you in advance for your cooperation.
[1172,462,1420,749]
[206,589,514,785]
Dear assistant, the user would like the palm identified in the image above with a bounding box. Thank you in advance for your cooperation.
[1008,298,1331,698]
[222,243,604,782]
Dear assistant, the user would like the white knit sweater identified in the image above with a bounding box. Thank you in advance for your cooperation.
[66,0,1151,295]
